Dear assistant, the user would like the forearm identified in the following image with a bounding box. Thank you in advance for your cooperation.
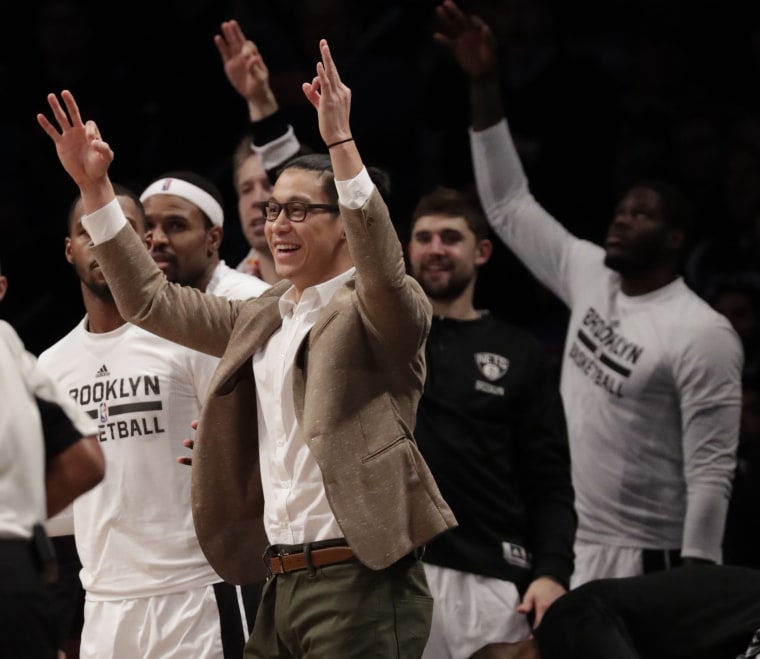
[78,176,116,218]
[530,501,577,587]
[249,109,301,172]
[681,399,740,560]
[46,435,104,518]
[470,72,504,131]
[682,482,732,562]
[246,88,278,122]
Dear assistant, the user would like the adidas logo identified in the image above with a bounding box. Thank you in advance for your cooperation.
[95,364,110,378]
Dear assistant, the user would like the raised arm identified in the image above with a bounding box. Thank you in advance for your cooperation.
[434,0,600,306]
[433,0,503,131]
[37,91,240,357]
[37,90,116,215]
[301,39,361,181]
[216,19,300,170]
[301,40,430,355]
[215,19,279,122]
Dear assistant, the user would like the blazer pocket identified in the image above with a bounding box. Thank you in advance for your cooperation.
[360,436,409,463]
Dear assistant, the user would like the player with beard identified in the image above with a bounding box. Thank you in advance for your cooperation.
[407,186,575,658]
[436,0,743,587]
[140,171,269,299]
[38,186,252,659]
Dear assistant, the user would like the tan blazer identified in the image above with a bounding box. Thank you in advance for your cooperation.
[94,189,457,584]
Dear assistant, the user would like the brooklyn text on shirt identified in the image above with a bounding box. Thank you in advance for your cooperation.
[566,306,647,399]
[67,368,166,441]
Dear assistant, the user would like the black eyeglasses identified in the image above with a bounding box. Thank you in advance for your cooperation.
[258,200,340,223]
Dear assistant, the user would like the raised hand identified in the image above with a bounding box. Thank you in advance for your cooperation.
[215,20,277,121]
[37,90,114,190]
[433,0,498,79]
[301,39,352,149]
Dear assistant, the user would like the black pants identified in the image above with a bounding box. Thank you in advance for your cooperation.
[0,539,57,659]
[535,565,760,659]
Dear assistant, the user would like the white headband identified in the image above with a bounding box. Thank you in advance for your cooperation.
[140,178,224,227]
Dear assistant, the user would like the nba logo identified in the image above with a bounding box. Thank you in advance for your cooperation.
[99,402,108,423]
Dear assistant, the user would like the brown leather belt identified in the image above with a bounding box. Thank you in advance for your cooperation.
[267,545,356,575]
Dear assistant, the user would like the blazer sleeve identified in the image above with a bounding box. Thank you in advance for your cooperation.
[91,223,244,358]
[341,188,432,360]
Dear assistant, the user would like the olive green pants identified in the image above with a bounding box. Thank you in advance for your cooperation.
[245,556,432,658]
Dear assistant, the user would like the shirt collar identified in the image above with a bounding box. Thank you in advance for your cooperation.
[278,267,356,318]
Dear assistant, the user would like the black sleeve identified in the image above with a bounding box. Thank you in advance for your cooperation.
[516,342,577,588]
[36,396,87,462]
[248,109,291,148]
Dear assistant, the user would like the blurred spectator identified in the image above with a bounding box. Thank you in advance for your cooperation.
[706,275,760,379]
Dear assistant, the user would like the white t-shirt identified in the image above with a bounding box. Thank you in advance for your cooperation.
[0,321,97,540]
[471,120,743,562]
[207,260,268,299]
[39,318,220,600]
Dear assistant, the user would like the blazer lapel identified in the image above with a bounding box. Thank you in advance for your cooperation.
[212,296,284,389]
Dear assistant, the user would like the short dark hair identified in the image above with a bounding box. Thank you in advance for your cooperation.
[67,183,146,233]
[411,186,490,242]
[276,154,392,204]
[627,179,694,236]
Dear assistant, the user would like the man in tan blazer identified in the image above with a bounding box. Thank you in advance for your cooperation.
[39,39,456,658]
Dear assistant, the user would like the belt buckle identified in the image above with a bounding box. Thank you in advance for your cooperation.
[263,546,284,578]
[271,553,285,574]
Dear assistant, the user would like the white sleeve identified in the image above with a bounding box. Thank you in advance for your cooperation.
[251,126,301,172]
[4,324,97,439]
[81,197,128,245]
[335,166,374,210]
[45,505,74,537]
[675,320,743,561]
[469,120,604,307]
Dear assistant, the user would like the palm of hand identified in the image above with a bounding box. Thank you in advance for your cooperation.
[226,56,256,97]
[57,125,110,184]
[453,29,496,78]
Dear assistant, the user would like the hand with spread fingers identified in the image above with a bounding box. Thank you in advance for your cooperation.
[301,39,353,150]
[433,0,499,80]
[36,90,114,200]
[215,19,278,121]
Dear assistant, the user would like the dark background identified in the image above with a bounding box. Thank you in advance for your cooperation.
[2,0,760,363]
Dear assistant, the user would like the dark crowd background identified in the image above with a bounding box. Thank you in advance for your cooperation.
[2,0,760,368]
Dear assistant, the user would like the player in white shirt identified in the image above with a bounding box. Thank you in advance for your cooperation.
[139,169,272,630]
[39,187,249,658]
[435,0,743,586]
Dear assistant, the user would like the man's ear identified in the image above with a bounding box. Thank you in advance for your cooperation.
[207,225,223,255]
[475,239,493,267]
[0,275,7,302]
[64,237,74,265]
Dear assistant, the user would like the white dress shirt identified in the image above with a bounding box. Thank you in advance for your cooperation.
[83,167,376,547]
[254,166,373,546]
